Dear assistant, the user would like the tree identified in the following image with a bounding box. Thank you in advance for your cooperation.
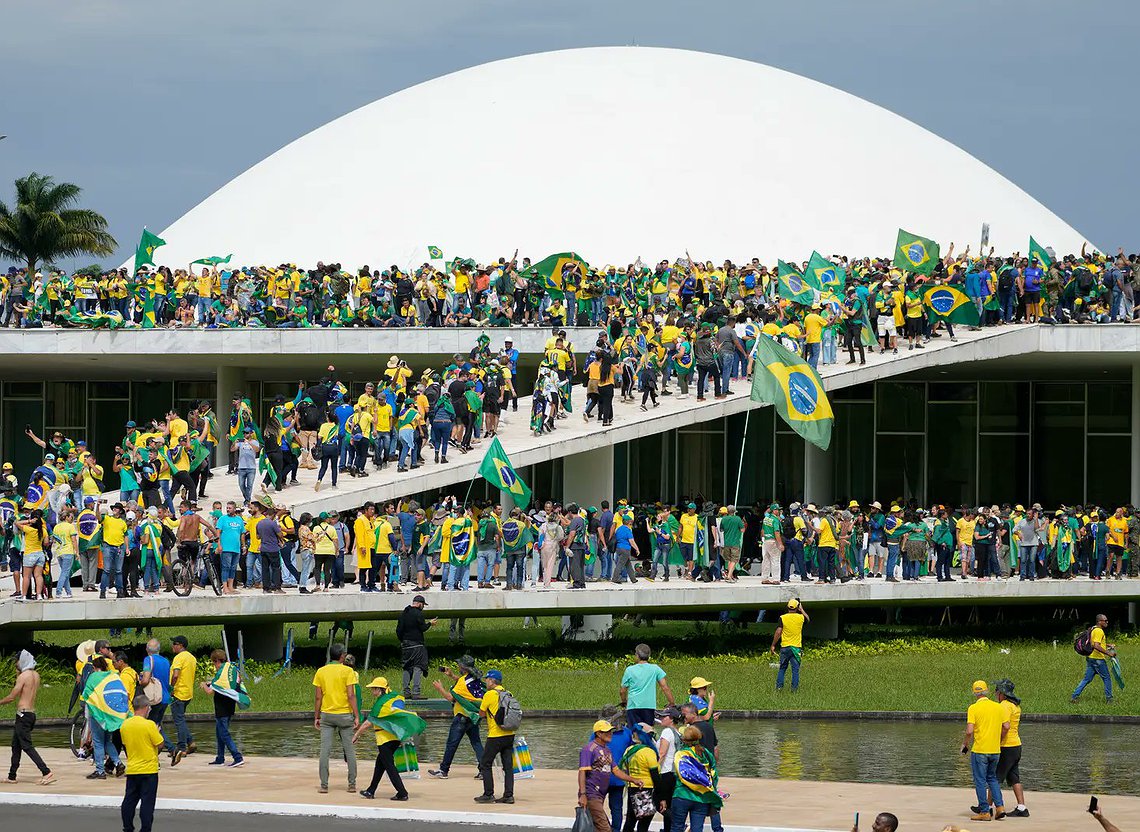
[0,172,117,279]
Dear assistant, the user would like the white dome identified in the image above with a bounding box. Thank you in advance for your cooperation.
[147,47,1086,270]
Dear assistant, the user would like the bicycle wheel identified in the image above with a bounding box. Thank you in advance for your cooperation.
[170,558,193,597]
[69,710,88,759]
[205,555,223,596]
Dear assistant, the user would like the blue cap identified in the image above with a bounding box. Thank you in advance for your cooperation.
[484,669,503,683]
[83,496,96,506]
[125,421,137,429]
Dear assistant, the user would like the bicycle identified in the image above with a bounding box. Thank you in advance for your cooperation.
[170,540,222,597]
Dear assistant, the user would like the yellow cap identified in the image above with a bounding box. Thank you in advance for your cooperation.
[592,720,614,733]
[972,680,988,694]
[890,505,902,513]
[787,599,800,610]
[848,500,859,508]
[366,676,390,690]
[689,677,712,689]
[1014,504,1025,512]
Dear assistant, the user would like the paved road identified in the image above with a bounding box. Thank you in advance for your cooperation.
[16,806,538,832]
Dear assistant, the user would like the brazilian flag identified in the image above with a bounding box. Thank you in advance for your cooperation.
[750,337,833,451]
[922,284,980,325]
[893,229,940,276]
[674,747,723,808]
[83,671,131,732]
[807,251,845,292]
[776,260,814,305]
[210,661,251,710]
[190,255,232,266]
[427,245,443,260]
[525,252,589,300]
[477,437,532,508]
[367,692,428,741]
[78,508,102,549]
[133,228,166,275]
[1028,236,1053,269]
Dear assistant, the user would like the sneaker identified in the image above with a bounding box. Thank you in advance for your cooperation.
[318,785,328,794]
[474,794,496,803]
[209,759,226,766]
[1008,808,1030,818]
[171,749,185,767]
[85,771,107,780]
[227,759,245,768]
[359,790,375,799]
[496,796,515,804]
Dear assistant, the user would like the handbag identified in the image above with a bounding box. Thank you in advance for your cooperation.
[631,788,655,818]
[571,806,596,832]
[143,677,164,705]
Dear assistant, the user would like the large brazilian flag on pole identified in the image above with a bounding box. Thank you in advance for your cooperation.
[776,260,815,304]
[750,337,833,451]
[1028,236,1054,269]
[893,229,940,275]
[477,437,532,508]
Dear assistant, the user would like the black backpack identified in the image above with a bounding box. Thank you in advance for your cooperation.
[297,401,322,432]
[1073,628,1095,656]
[781,513,797,539]
[998,270,1014,291]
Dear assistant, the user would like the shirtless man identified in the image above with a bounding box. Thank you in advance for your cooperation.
[0,650,54,785]
[175,501,217,575]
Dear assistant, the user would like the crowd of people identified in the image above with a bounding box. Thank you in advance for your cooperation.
[3,242,1139,333]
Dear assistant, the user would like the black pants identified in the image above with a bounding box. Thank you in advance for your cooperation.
[9,711,50,778]
[141,488,162,509]
[658,771,676,832]
[264,449,284,487]
[844,322,865,362]
[282,450,299,483]
[569,548,586,587]
[935,543,952,580]
[121,773,158,832]
[260,551,282,590]
[123,549,140,593]
[623,788,655,832]
[598,385,614,423]
[479,734,514,798]
[171,470,196,503]
[366,739,407,796]
[192,462,211,497]
[315,554,335,587]
[696,363,721,398]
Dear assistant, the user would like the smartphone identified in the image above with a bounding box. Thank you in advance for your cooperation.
[24,424,31,432]
[854,812,859,830]
[1089,796,1098,814]
[438,665,447,673]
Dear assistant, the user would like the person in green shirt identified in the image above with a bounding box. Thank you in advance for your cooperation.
[760,504,783,584]
[931,506,955,582]
[718,506,745,582]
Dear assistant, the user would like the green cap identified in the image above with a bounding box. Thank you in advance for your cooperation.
[686,502,697,509]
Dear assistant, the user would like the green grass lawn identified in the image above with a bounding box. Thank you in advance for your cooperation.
[8,616,1135,719]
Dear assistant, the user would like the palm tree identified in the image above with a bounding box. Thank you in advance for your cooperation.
[0,172,117,278]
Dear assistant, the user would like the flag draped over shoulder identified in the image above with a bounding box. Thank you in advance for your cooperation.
[922,285,980,325]
[134,228,166,275]
[367,692,428,741]
[1028,236,1053,269]
[84,671,131,732]
[750,337,833,450]
[674,747,723,808]
[776,260,814,304]
[893,229,940,275]
[77,508,102,548]
[211,661,251,709]
[807,251,845,292]
[525,252,588,299]
[477,437,532,508]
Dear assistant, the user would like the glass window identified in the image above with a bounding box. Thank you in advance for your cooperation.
[1034,382,1084,403]
[89,381,130,399]
[131,381,173,425]
[1086,435,1130,508]
[45,381,86,429]
[630,432,665,504]
[613,442,628,500]
[927,403,977,508]
[928,382,976,402]
[3,382,42,398]
[978,434,1029,506]
[677,431,724,504]
[176,381,215,400]
[726,409,774,507]
[832,402,874,502]
[875,434,924,503]
[1032,403,1084,506]
[774,432,805,505]
[876,382,925,432]
[1087,382,1131,434]
[837,382,874,401]
[980,382,1029,432]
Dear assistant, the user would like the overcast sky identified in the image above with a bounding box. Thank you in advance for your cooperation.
[3,0,1137,268]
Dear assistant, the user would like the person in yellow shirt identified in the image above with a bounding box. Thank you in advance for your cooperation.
[994,680,1028,817]
[244,505,262,589]
[1073,613,1117,703]
[354,504,378,592]
[956,511,976,579]
[963,680,1009,820]
[802,304,832,370]
[168,635,197,761]
[476,669,514,803]
[678,502,699,576]
[51,508,79,598]
[770,599,809,691]
[120,696,167,831]
[114,651,139,703]
[351,677,411,800]
[1105,507,1129,579]
[100,504,129,599]
[313,644,359,792]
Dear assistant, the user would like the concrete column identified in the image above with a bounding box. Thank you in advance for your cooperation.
[216,364,247,468]
[1129,601,1138,628]
[224,621,283,662]
[804,442,833,506]
[803,606,839,639]
[1132,364,1140,506]
[562,614,614,641]
[562,445,614,510]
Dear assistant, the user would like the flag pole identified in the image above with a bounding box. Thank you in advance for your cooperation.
[733,406,751,507]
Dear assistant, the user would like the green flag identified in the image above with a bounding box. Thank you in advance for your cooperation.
[1028,236,1053,269]
[806,251,844,292]
[477,437,532,507]
[750,336,833,450]
[133,228,166,275]
[776,260,815,305]
[525,252,588,300]
[427,245,443,260]
[922,284,980,326]
[190,254,233,266]
[893,229,940,275]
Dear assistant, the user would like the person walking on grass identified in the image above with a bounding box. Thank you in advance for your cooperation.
[994,679,1028,817]
[771,599,809,692]
[313,643,359,794]
[962,680,1009,822]
[1072,613,1117,704]
[620,644,676,731]
[120,695,166,832]
[0,650,54,785]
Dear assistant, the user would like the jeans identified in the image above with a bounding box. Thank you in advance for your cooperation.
[148,703,175,754]
[297,548,313,588]
[430,422,451,459]
[505,552,525,587]
[806,341,821,369]
[1073,658,1113,700]
[214,716,242,763]
[280,541,299,587]
[122,773,158,832]
[696,363,721,398]
[55,554,74,595]
[318,712,358,788]
[719,355,734,393]
[236,469,255,504]
[999,288,1015,322]
[816,545,836,582]
[1018,544,1037,580]
[784,538,806,581]
[438,714,483,774]
[398,428,417,468]
[220,551,239,584]
[935,543,952,581]
[671,796,710,832]
[100,543,125,595]
[777,646,801,690]
[91,719,121,769]
[885,542,899,578]
[970,752,1003,809]
[479,734,514,798]
[171,697,193,751]
[245,551,262,586]
[451,560,471,590]
[477,548,497,583]
[317,443,339,485]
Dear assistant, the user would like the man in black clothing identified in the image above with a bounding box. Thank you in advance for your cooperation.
[447,372,472,451]
[302,365,339,409]
[395,595,436,698]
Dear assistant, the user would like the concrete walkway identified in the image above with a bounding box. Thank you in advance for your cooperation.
[1,749,1135,832]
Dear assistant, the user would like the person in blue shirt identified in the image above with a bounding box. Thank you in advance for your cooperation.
[216,501,246,594]
[611,522,639,585]
[333,396,355,472]
[138,639,176,756]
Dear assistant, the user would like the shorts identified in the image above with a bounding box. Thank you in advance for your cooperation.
[722,545,741,561]
[877,317,897,336]
[23,551,45,569]
[1025,290,1041,304]
[905,317,923,338]
[996,745,1022,785]
[680,542,694,561]
[868,541,886,558]
[8,552,21,572]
